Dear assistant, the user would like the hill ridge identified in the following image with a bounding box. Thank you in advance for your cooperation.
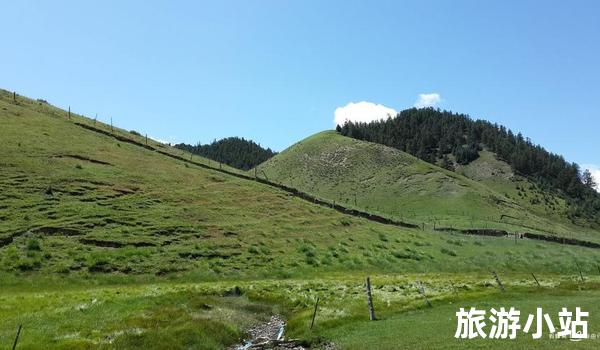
[72,122,600,250]
[256,131,600,244]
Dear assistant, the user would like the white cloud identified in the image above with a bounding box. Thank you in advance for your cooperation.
[149,135,173,145]
[583,164,600,192]
[414,93,442,108]
[334,101,397,126]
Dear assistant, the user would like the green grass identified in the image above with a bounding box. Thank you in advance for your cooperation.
[0,281,276,349]
[3,89,600,349]
[255,131,600,242]
[3,274,599,349]
[318,287,600,349]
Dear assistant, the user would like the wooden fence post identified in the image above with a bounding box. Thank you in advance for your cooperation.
[68,106,71,120]
[12,324,22,350]
[493,271,505,292]
[416,280,432,307]
[575,261,585,283]
[365,277,376,321]
[531,273,541,287]
[310,297,320,330]
[110,117,113,133]
[13,91,16,102]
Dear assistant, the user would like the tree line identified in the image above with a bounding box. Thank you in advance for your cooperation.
[175,137,276,171]
[337,107,599,224]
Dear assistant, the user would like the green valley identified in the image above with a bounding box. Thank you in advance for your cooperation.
[1,89,600,349]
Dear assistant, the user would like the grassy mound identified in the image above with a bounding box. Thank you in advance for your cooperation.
[255,131,600,242]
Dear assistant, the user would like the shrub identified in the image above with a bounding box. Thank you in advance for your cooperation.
[299,244,316,257]
[441,247,458,256]
[26,238,41,251]
[88,256,114,272]
[340,218,352,226]
[17,257,42,271]
[392,248,424,261]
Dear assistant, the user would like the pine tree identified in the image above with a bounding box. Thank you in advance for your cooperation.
[582,169,597,190]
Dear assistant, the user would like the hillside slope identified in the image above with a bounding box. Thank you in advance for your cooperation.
[0,90,421,277]
[255,131,600,242]
[3,89,600,280]
[337,107,600,226]
[4,90,600,349]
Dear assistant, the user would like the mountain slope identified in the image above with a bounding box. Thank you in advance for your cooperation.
[338,107,600,226]
[255,131,600,242]
[4,89,600,349]
[3,89,600,280]
[0,90,422,277]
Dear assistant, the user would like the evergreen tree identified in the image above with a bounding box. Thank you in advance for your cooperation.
[338,107,600,223]
[582,169,597,190]
[175,137,276,170]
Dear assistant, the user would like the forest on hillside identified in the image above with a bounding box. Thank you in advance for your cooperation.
[175,137,276,170]
[337,108,600,224]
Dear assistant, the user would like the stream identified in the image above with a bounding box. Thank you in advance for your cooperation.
[232,315,305,350]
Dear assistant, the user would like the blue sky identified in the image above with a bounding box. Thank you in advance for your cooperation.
[1,1,599,177]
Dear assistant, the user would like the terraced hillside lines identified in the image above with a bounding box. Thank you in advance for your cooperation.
[45,99,598,246]
[4,90,423,277]
[66,117,600,251]
[3,89,600,282]
[255,131,600,243]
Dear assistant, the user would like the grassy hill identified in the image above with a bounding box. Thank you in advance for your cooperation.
[3,89,600,349]
[255,131,600,242]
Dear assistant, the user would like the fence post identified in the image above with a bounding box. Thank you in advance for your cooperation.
[416,280,432,307]
[493,271,505,292]
[68,106,71,120]
[365,277,376,321]
[310,297,320,330]
[575,261,585,283]
[531,273,541,287]
[12,324,22,350]
[13,91,16,102]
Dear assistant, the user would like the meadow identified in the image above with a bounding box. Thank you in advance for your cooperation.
[1,89,600,349]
